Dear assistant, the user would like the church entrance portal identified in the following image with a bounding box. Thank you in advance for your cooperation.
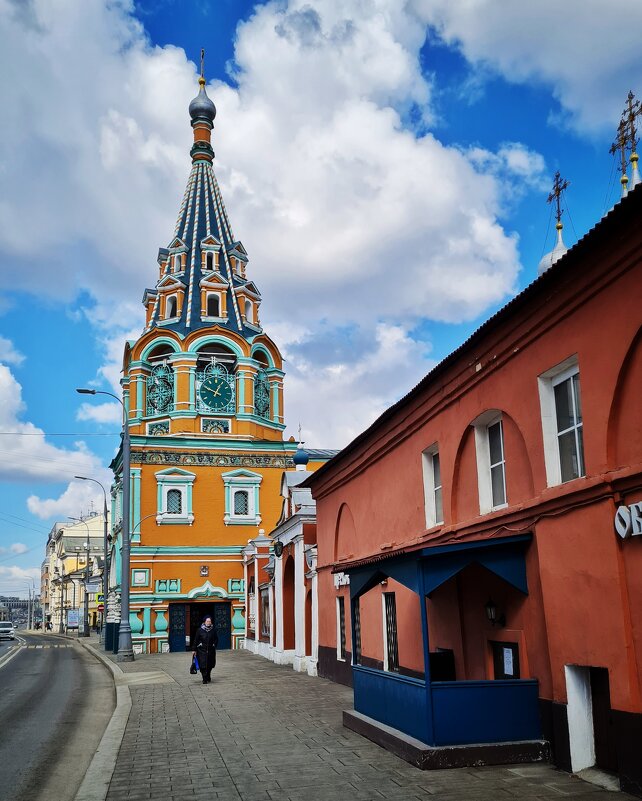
[168,601,232,652]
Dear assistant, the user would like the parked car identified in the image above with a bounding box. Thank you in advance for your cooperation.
[0,621,16,640]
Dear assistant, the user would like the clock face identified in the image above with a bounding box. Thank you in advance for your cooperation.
[147,378,172,411]
[199,375,233,411]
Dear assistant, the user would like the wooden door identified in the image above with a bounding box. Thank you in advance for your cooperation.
[213,602,231,650]
[168,603,186,652]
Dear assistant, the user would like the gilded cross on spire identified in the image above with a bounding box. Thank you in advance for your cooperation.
[610,117,629,196]
[200,48,205,79]
[547,171,569,228]
[623,90,642,187]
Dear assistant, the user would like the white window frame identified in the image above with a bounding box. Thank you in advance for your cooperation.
[174,253,182,273]
[244,300,253,323]
[166,294,178,320]
[222,469,262,526]
[421,444,443,527]
[336,596,346,661]
[474,411,507,514]
[205,292,221,318]
[538,356,584,487]
[155,468,195,525]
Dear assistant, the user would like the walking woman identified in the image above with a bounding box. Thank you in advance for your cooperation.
[193,616,218,684]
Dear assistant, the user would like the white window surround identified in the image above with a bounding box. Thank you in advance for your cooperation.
[473,411,507,514]
[222,469,262,526]
[538,356,584,487]
[166,295,178,320]
[421,443,443,528]
[155,467,195,525]
[336,596,346,662]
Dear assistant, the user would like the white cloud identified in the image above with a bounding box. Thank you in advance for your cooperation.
[0,336,25,366]
[10,542,28,554]
[1,0,573,447]
[414,0,642,133]
[76,402,121,425]
[0,564,41,587]
[0,363,111,517]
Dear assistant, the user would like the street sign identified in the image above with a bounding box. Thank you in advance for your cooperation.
[97,604,104,612]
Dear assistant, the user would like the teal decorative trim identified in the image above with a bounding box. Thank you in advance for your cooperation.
[140,337,181,362]
[227,578,245,594]
[130,611,144,634]
[148,420,170,435]
[222,469,262,526]
[132,545,245,555]
[155,578,181,593]
[131,568,150,587]
[130,589,245,603]
[142,606,152,636]
[202,418,230,434]
[131,468,141,543]
[133,450,292,468]
[232,606,245,635]
[154,610,168,633]
[187,581,228,599]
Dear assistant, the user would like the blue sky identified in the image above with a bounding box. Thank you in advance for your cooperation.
[1,0,640,594]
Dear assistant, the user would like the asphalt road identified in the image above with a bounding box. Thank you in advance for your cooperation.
[0,632,114,801]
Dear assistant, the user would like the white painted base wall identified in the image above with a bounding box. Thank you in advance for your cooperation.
[565,665,596,773]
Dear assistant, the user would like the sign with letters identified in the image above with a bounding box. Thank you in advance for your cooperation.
[614,501,642,539]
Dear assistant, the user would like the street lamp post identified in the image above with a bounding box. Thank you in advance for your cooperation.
[76,388,134,662]
[74,476,109,643]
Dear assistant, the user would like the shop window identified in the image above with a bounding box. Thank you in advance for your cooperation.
[422,445,443,527]
[538,357,585,486]
[383,592,399,672]
[337,596,346,661]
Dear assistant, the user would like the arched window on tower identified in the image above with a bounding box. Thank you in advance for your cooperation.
[254,351,271,421]
[174,254,181,273]
[145,344,175,417]
[244,300,253,323]
[207,294,220,317]
[206,252,214,271]
[166,296,177,319]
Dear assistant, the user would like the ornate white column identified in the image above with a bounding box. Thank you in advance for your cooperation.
[306,545,318,677]
[273,547,284,662]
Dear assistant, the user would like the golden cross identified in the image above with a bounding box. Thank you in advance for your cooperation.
[200,48,205,80]
[610,117,629,178]
[547,171,569,225]
[623,90,641,152]
[298,423,302,442]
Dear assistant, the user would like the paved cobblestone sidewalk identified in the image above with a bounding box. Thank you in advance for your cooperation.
[104,650,630,801]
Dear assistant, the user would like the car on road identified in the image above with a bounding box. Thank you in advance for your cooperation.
[0,621,16,640]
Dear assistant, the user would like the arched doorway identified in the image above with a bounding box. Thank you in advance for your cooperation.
[282,555,295,651]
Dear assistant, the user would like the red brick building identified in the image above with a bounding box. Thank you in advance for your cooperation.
[307,184,642,792]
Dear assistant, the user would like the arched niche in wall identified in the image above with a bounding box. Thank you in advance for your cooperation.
[334,502,357,563]
[607,324,642,470]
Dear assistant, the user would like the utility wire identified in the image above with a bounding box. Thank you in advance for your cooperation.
[561,188,578,241]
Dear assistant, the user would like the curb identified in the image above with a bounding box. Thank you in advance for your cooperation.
[71,640,131,801]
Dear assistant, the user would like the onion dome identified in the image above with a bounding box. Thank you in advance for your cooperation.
[538,223,568,277]
[293,443,310,470]
[189,77,216,124]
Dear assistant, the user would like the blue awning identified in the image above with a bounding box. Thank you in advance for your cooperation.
[348,534,531,599]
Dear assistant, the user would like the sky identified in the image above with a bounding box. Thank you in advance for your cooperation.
[1,0,641,596]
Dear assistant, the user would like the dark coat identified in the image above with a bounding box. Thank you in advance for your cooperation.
[194,625,218,672]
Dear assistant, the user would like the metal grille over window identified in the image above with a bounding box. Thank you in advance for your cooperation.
[338,597,347,660]
[353,599,362,665]
[554,373,585,481]
[146,362,174,416]
[196,361,236,414]
[166,489,182,515]
[254,369,271,420]
[233,490,249,516]
[384,592,399,672]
